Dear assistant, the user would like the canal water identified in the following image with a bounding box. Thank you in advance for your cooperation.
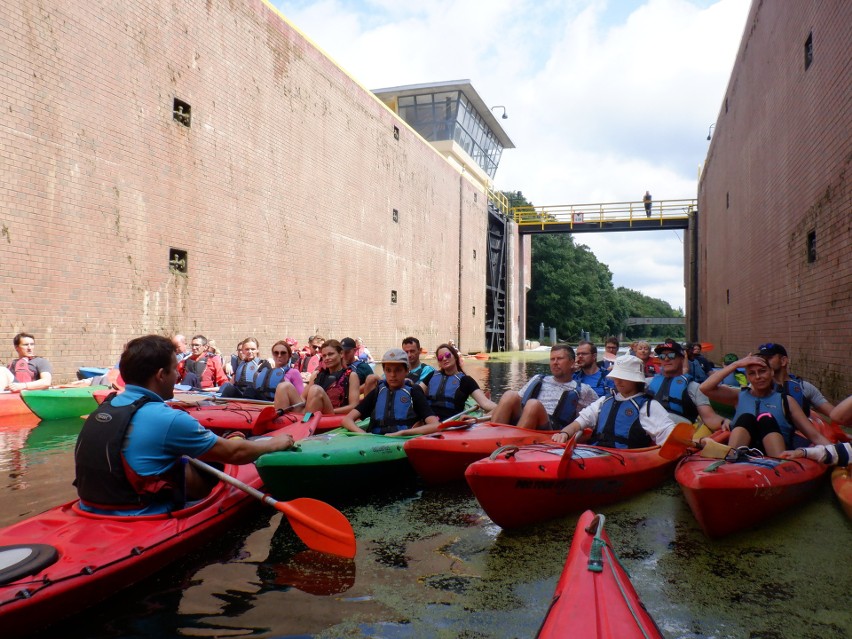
[2,352,850,638]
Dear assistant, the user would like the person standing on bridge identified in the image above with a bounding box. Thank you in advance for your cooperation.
[643,190,652,217]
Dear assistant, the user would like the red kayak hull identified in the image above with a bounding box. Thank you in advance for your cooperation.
[831,466,852,520]
[403,422,555,484]
[0,393,34,420]
[536,510,663,639]
[465,443,677,529]
[173,404,344,435]
[0,418,315,635]
[675,454,827,537]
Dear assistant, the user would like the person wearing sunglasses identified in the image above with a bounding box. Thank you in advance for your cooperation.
[491,344,598,430]
[647,339,728,431]
[756,343,835,418]
[699,353,831,456]
[256,340,305,403]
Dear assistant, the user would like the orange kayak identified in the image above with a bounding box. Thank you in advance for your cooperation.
[831,466,852,520]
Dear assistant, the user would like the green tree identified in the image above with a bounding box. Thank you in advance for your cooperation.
[615,287,685,340]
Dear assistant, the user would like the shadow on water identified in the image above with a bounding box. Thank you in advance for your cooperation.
[6,354,852,638]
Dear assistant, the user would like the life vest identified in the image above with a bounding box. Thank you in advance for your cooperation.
[407,363,431,383]
[369,380,418,434]
[254,365,292,401]
[73,393,182,509]
[316,367,351,408]
[722,368,746,387]
[732,388,794,445]
[521,374,581,429]
[183,354,210,381]
[11,357,36,383]
[591,395,653,450]
[233,358,266,391]
[687,359,707,383]
[427,372,465,413]
[573,369,610,397]
[780,377,811,416]
[647,374,698,421]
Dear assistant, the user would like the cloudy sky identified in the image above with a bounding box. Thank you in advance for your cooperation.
[274,0,751,310]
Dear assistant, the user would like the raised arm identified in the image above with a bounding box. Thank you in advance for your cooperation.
[700,357,759,405]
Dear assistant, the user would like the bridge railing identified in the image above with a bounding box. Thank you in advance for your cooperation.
[511,199,696,229]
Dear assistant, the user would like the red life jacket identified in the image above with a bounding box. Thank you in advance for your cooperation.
[316,368,351,408]
[11,358,35,383]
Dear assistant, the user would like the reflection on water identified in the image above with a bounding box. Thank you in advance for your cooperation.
[4,355,851,638]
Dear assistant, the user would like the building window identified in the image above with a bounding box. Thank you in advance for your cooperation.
[392,208,399,223]
[726,192,729,209]
[726,289,730,304]
[807,230,816,263]
[472,249,476,260]
[393,125,400,140]
[173,98,191,127]
[391,290,397,304]
[804,32,813,70]
[169,248,188,274]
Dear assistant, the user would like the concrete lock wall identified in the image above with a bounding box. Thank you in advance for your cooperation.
[0,0,491,378]
[696,1,851,399]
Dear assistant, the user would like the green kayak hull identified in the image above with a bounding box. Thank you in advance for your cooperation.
[255,429,417,501]
[20,387,108,420]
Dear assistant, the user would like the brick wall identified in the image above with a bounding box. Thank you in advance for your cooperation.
[696,0,851,400]
[0,0,492,380]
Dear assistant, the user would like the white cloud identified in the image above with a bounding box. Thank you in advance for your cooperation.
[276,0,750,310]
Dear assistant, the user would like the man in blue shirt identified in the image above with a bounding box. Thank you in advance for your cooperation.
[75,335,295,515]
[572,340,614,397]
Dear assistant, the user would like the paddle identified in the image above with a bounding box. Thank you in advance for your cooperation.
[213,396,274,406]
[556,431,580,478]
[435,405,481,430]
[659,421,698,460]
[186,457,356,558]
[252,402,307,436]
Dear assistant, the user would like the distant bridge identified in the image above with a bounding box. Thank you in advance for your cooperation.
[509,199,696,234]
[625,317,686,326]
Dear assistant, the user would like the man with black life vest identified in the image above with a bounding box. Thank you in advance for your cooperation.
[219,337,269,398]
[572,340,614,398]
[7,333,52,392]
[341,337,374,386]
[340,348,438,435]
[647,339,728,431]
[553,355,676,448]
[74,335,295,516]
[490,344,599,430]
[757,342,835,417]
[177,334,228,390]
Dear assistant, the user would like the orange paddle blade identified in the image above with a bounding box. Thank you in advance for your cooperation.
[659,421,696,460]
[556,432,579,478]
[700,342,714,352]
[251,406,280,435]
[275,498,356,558]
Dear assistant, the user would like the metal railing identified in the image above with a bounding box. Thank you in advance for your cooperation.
[486,187,510,217]
[511,199,696,229]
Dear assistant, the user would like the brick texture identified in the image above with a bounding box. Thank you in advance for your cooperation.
[0,0,492,380]
[696,1,851,400]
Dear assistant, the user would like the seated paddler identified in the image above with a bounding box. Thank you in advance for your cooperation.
[74,335,295,515]
[552,355,676,448]
[340,348,439,436]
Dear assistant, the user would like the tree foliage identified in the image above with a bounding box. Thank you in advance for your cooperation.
[507,191,684,342]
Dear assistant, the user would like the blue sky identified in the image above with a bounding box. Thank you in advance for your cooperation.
[274,0,751,309]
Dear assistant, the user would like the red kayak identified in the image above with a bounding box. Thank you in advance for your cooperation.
[465,443,678,529]
[0,417,317,635]
[536,510,663,639]
[403,422,555,484]
[0,392,34,419]
[831,466,852,521]
[676,416,842,537]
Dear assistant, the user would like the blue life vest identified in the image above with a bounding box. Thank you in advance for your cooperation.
[521,374,581,429]
[722,368,745,387]
[647,374,698,421]
[591,395,653,449]
[573,369,611,398]
[733,388,794,445]
[370,380,418,434]
[233,358,265,391]
[254,365,292,401]
[427,372,465,413]
[780,377,811,416]
[686,359,707,383]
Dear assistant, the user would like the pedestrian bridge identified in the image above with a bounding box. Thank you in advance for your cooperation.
[625,317,686,326]
[505,198,696,234]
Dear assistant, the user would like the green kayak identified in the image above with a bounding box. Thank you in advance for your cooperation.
[20,387,108,421]
[255,428,417,501]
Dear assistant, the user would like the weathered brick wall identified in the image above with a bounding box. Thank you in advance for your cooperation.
[697,0,851,400]
[0,0,491,380]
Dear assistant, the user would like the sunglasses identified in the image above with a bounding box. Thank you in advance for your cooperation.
[272,350,289,356]
[657,352,679,361]
[436,352,454,361]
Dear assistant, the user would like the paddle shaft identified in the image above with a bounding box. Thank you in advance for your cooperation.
[185,458,354,550]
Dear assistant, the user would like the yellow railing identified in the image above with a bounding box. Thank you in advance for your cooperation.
[512,199,696,228]
[486,187,510,217]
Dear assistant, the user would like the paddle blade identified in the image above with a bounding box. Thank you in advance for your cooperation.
[556,432,579,478]
[275,498,356,558]
[251,406,281,436]
[659,421,696,460]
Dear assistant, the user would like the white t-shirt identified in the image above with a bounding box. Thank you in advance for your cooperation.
[0,366,14,390]
[574,392,676,445]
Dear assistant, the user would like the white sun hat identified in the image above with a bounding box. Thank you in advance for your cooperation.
[606,355,646,383]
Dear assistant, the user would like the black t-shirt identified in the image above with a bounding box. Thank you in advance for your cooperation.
[421,371,481,419]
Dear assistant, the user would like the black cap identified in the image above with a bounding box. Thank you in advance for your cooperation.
[340,337,357,350]
[757,343,787,358]
[654,339,684,357]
